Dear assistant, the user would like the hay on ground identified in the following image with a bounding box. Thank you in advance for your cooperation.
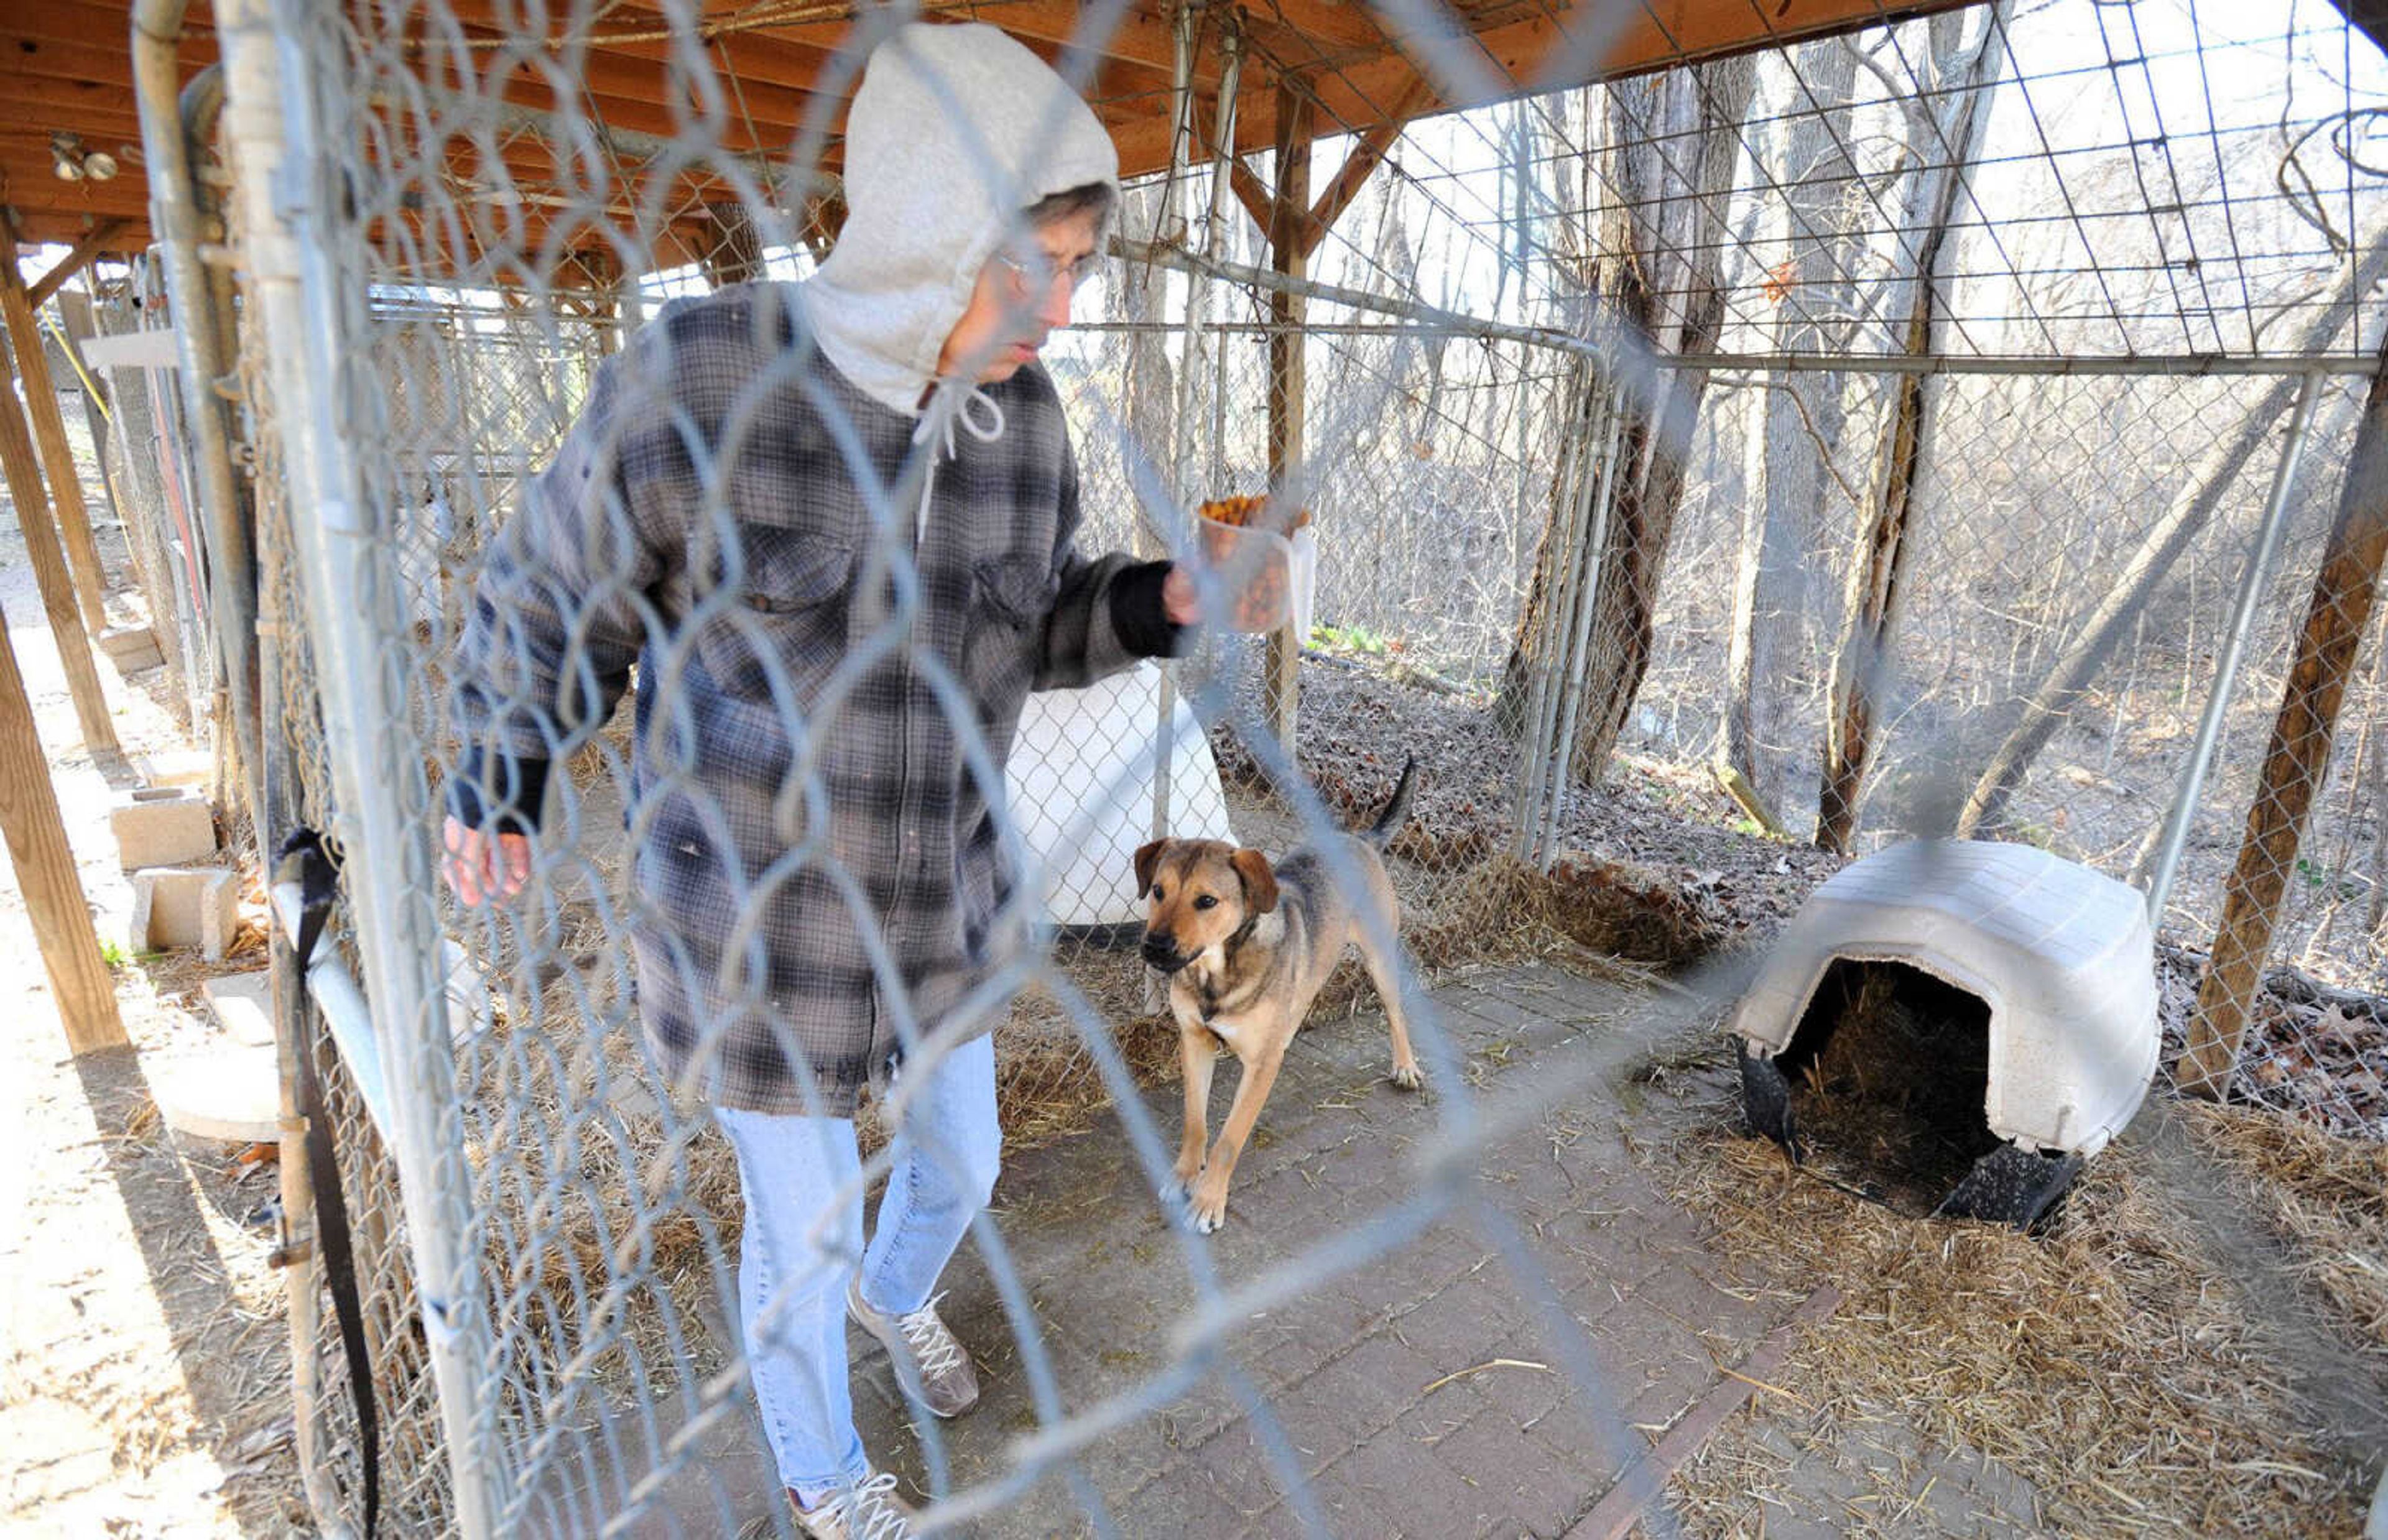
[1646,1044,2386,1536]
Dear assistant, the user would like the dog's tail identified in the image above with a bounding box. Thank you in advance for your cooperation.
[1363,755,1419,846]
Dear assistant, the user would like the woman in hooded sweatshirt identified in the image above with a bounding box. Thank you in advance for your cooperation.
[442,22,1208,1536]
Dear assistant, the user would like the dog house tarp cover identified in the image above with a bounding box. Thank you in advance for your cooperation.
[1729,840,2160,1159]
[1006,662,1234,926]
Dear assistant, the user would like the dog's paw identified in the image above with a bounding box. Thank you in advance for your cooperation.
[1185,1178,1229,1233]
[1159,1165,1204,1216]
[1390,1061,1425,1091]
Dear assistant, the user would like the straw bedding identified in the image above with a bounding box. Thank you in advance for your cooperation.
[1645,1040,2387,1536]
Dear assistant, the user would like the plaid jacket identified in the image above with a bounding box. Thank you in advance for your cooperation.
[450,283,1175,1115]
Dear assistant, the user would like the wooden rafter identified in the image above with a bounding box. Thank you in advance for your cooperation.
[25,219,126,307]
[3,0,1986,254]
[1299,76,1432,257]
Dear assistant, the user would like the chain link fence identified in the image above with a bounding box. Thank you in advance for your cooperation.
[1644,362,2387,1132]
[90,0,2387,1534]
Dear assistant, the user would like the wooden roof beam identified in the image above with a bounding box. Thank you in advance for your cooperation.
[25,219,126,306]
[16,6,216,71]
[942,1,1218,83]
[1299,76,1431,257]
[1111,0,1978,172]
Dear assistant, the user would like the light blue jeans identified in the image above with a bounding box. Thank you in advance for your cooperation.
[714,1032,1001,1501]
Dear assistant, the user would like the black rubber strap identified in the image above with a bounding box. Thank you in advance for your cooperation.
[286,834,379,1539]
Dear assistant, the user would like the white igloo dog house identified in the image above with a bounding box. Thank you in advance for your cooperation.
[1006,662,1235,934]
[1728,839,2159,1228]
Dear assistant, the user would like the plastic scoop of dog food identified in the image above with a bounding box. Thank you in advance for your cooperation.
[1190,517,1294,632]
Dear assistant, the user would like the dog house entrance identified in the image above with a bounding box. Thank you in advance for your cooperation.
[1751,960,2005,1218]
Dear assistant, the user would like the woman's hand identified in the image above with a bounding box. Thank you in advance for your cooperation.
[443,817,532,906]
[1162,562,1200,625]
[1165,552,1291,633]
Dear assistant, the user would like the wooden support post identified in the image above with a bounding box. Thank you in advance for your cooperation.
[28,221,126,310]
[700,201,766,289]
[2182,358,2388,1097]
[1,232,110,637]
[0,602,126,1053]
[798,190,848,265]
[565,249,626,355]
[52,292,124,553]
[1264,85,1315,753]
[0,331,116,754]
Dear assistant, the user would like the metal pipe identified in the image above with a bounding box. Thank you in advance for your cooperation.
[1067,319,2388,374]
[1119,234,1630,367]
[1527,377,1609,865]
[1665,350,2388,378]
[1512,357,1608,860]
[1540,386,1627,869]
[1509,367,1588,859]
[1168,20,1239,506]
[2145,367,2329,923]
[132,21,265,836]
[1202,27,1240,499]
[1146,1,1203,860]
[213,1,499,1533]
[1094,256,2386,380]
[271,886,399,1140]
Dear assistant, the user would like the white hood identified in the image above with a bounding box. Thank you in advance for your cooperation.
[807,22,1119,417]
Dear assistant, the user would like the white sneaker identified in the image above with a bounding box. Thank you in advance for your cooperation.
[791,1470,915,1540]
[846,1277,981,1418]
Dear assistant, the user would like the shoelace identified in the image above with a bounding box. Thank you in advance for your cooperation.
[895,1292,965,1376]
[825,1471,912,1540]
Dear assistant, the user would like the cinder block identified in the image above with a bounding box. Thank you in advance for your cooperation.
[135,750,213,790]
[131,866,243,961]
[98,625,163,672]
[202,971,276,1047]
[110,785,216,869]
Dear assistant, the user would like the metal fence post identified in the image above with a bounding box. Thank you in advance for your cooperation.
[215,1,501,1532]
[2145,369,2327,923]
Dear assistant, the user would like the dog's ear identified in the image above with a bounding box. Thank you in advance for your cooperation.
[1229,848,1279,915]
[1132,839,1168,895]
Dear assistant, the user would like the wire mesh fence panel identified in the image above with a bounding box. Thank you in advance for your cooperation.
[181,1,2388,1536]
[83,261,213,735]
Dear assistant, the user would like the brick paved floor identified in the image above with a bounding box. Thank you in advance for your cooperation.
[664,959,2048,1538]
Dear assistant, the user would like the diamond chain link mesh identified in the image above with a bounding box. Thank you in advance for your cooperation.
[136,2,2388,1534]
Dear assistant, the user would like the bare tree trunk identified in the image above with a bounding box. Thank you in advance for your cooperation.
[1956,246,2388,838]
[1729,39,1861,817]
[1814,8,2007,854]
[1575,58,1758,779]
[1494,58,1759,765]
[1495,90,1601,737]
[2182,343,2388,1097]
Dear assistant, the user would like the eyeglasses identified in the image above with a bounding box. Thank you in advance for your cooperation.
[993,246,1103,298]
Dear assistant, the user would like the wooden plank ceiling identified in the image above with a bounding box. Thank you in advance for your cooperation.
[2,1,1974,272]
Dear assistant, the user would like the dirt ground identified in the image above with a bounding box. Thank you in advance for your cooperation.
[0,514,309,1537]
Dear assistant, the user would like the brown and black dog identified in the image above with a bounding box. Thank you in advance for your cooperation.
[1133,759,1424,1232]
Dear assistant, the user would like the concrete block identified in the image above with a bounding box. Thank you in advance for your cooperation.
[131,866,242,961]
[150,1043,278,1143]
[202,971,276,1047]
[98,624,164,672]
[110,785,216,869]
[135,749,213,789]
